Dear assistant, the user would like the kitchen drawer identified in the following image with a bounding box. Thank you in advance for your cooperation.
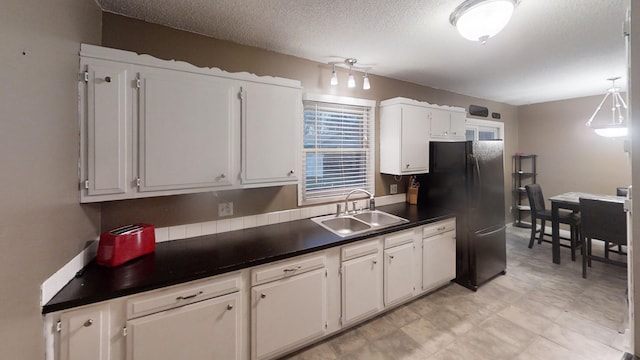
[341,238,380,261]
[384,229,416,249]
[251,253,325,286]
[422,219,455,238]
[126,273,241,319]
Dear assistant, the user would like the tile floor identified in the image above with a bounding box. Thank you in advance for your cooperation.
[284,226,630,360]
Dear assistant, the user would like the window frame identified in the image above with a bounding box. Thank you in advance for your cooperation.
[465,118,504,140]
[298,94,376,206]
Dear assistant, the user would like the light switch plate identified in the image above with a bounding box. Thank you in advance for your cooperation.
[390,184,398,194]
[218,202,233,217]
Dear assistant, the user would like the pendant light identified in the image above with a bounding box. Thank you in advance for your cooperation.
[330,64,338,86]
[450,0,518,44]
[586,77,628,138]
[363,72,371,90]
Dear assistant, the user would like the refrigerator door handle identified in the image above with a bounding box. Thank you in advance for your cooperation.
[476,225,507,239]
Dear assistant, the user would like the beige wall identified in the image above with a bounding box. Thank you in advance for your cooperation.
[100,13,518,229]
[518,96,631,205]
[0,0,102,359]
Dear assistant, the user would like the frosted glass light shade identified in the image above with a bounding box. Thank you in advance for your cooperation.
[594,126,628,138]
[363,75,371,90]
[451,0,516,44]
[330,70,338,86]
[347,73,356,88]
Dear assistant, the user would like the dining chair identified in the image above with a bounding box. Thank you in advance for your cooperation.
[579,197,627,279]
[525,184,581,260]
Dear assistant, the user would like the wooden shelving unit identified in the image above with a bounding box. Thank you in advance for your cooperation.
[513,154,537,228]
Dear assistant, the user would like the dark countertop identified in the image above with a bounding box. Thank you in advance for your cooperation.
[43,203,454,314]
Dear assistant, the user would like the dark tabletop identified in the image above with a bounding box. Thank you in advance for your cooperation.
[43,203,454,314]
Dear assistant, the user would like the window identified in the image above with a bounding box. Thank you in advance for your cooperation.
[299,94,376,205]
[465,118,504,141]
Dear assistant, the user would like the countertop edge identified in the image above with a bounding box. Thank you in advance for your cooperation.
[43,204,455,314]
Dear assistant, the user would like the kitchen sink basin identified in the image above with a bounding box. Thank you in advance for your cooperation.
[312,210,408,237]
[320,217,372,236]
[353,211,406,227]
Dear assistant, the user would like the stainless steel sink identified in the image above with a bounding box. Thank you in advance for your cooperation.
[353,211,406,227]
[320,217,372,236]
[312,210,408,237]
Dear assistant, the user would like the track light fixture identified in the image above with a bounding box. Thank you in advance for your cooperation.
[328,58,372,90]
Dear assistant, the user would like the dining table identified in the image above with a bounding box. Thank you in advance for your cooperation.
[549,192,626,264]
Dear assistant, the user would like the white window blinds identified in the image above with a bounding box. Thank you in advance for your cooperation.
[300,95,375,205]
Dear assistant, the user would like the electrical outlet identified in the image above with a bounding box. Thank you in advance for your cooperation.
[390,184,398,194]
[218,202,233,217]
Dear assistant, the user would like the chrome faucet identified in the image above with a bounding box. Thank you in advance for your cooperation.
[344,189,375,214]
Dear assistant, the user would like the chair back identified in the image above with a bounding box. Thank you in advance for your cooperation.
[525,184,546,217]
[579,197,627,245]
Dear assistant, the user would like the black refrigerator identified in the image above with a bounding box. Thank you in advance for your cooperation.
[416,140,506,290]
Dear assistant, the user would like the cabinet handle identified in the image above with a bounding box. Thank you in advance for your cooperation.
[227,304,234,310]
[84,319,94,327]
[372,260,377,265]
[406,164,410,168]
[389,255,395,260]
[437,226,446,231]
[260,293,267,299]
[283,265,302,273]
[176,291,203,301]
[220,174,226,179]
[104,76,111,83]
[288,170,295,175]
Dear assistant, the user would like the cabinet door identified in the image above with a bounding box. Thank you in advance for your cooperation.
[126,292,239,360]
[429,108,451,138]
[422,231,456,292]
[59,303,109,360]
[138,68,234,192]
[252,268,326,360]
[384,243,415,306]
[341,253,382,325]
[400,105,429,173]
[242,82,300,185]
[84,61,130,197]
[449,111,467,140]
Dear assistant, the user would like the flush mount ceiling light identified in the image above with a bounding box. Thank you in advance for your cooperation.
[586,77,628,138]
[450,0,518,44]
[328,58,372,90]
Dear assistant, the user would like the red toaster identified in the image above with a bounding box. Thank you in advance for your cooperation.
[96,224,156,267]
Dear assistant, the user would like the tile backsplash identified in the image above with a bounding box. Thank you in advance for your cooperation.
[156,194,406,242]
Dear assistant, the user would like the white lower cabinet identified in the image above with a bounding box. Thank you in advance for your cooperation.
[251,267,327,360]
[422,220,457,292]
[48,218,458,360]
[58,303,110,360]
[384,242,416,306]
[340,239,382,325]
[126,292,239,360]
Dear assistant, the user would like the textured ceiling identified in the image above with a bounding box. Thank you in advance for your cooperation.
[95,0,628,106]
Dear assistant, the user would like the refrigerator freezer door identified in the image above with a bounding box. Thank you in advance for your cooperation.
[473,225,507,286]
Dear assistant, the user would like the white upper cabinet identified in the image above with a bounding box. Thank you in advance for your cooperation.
[379,102,430,175]
[380,97,468,175]
[240,82,301,186]
[81,59,132,202]
[78,44,301,202]
[430,107,466,141]
[137,67,234,192]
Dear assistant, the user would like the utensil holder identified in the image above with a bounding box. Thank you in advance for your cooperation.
[407,187,418,204]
